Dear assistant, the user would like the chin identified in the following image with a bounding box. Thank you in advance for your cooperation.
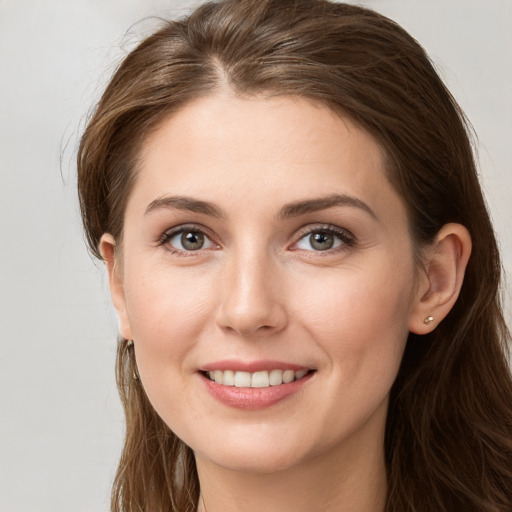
[196,446,306,475]
[189,422,321,475]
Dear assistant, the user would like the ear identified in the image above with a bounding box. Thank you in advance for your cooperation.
[99,233,134,340]
[409,223,472,335]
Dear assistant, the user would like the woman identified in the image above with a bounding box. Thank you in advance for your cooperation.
[77,1,512,511]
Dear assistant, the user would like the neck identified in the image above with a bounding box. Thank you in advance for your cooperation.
[195,423,387,512]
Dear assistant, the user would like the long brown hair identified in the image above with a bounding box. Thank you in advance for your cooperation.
[77,1,512,510]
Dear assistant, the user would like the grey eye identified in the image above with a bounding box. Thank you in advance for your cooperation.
[296,230,345,252]
[309,232,334,250]
[167,230,215,251]
[181,231,205,250]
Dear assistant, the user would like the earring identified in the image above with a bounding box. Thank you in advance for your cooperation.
[125,340,139,379]
[424,316,434,324]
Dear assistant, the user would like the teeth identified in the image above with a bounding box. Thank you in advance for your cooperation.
[206,369,310,387]
[234,371,251,388]
[283,370,295,383]
[294,369,308,380]
[269,369,283,385]
[251,371,269,388]
[223,370,235,386]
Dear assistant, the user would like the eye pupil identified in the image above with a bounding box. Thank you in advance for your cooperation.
[310,232,334,250]
[181,231,204,250]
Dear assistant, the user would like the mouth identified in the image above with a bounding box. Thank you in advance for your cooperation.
[201,368,314,388]
[199,360,317,409]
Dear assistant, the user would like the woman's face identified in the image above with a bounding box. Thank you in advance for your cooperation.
[106,93,424,474]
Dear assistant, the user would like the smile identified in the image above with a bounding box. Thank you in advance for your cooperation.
[200,364,316,410]
[205,369,311,388]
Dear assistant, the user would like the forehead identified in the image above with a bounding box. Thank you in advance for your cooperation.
[133,93,404,222]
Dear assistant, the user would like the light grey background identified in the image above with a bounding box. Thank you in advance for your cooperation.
[1,1,510,511]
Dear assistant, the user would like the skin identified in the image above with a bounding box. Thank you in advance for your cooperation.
[101,92,471,512]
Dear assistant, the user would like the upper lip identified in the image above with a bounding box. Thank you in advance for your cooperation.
[200,359,312,373]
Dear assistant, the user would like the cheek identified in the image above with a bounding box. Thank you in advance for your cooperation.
[291,259,415,369]
[123,264,217,379]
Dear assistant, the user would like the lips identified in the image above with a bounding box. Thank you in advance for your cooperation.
[199,360,315,410]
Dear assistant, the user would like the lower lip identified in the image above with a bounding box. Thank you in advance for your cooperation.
[201,372,314,410]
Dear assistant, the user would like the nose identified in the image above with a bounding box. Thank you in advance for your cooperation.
[215,248,287,337]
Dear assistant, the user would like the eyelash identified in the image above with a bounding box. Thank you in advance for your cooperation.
[158,223,356,255]
[158,223,217,255]
[293,224,355,254]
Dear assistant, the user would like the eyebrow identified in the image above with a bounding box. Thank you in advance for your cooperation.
[277,193,377,220]
[145,193,376,220]
[145,195,225,218]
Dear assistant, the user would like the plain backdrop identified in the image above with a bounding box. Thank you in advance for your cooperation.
[0,1,511,511]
